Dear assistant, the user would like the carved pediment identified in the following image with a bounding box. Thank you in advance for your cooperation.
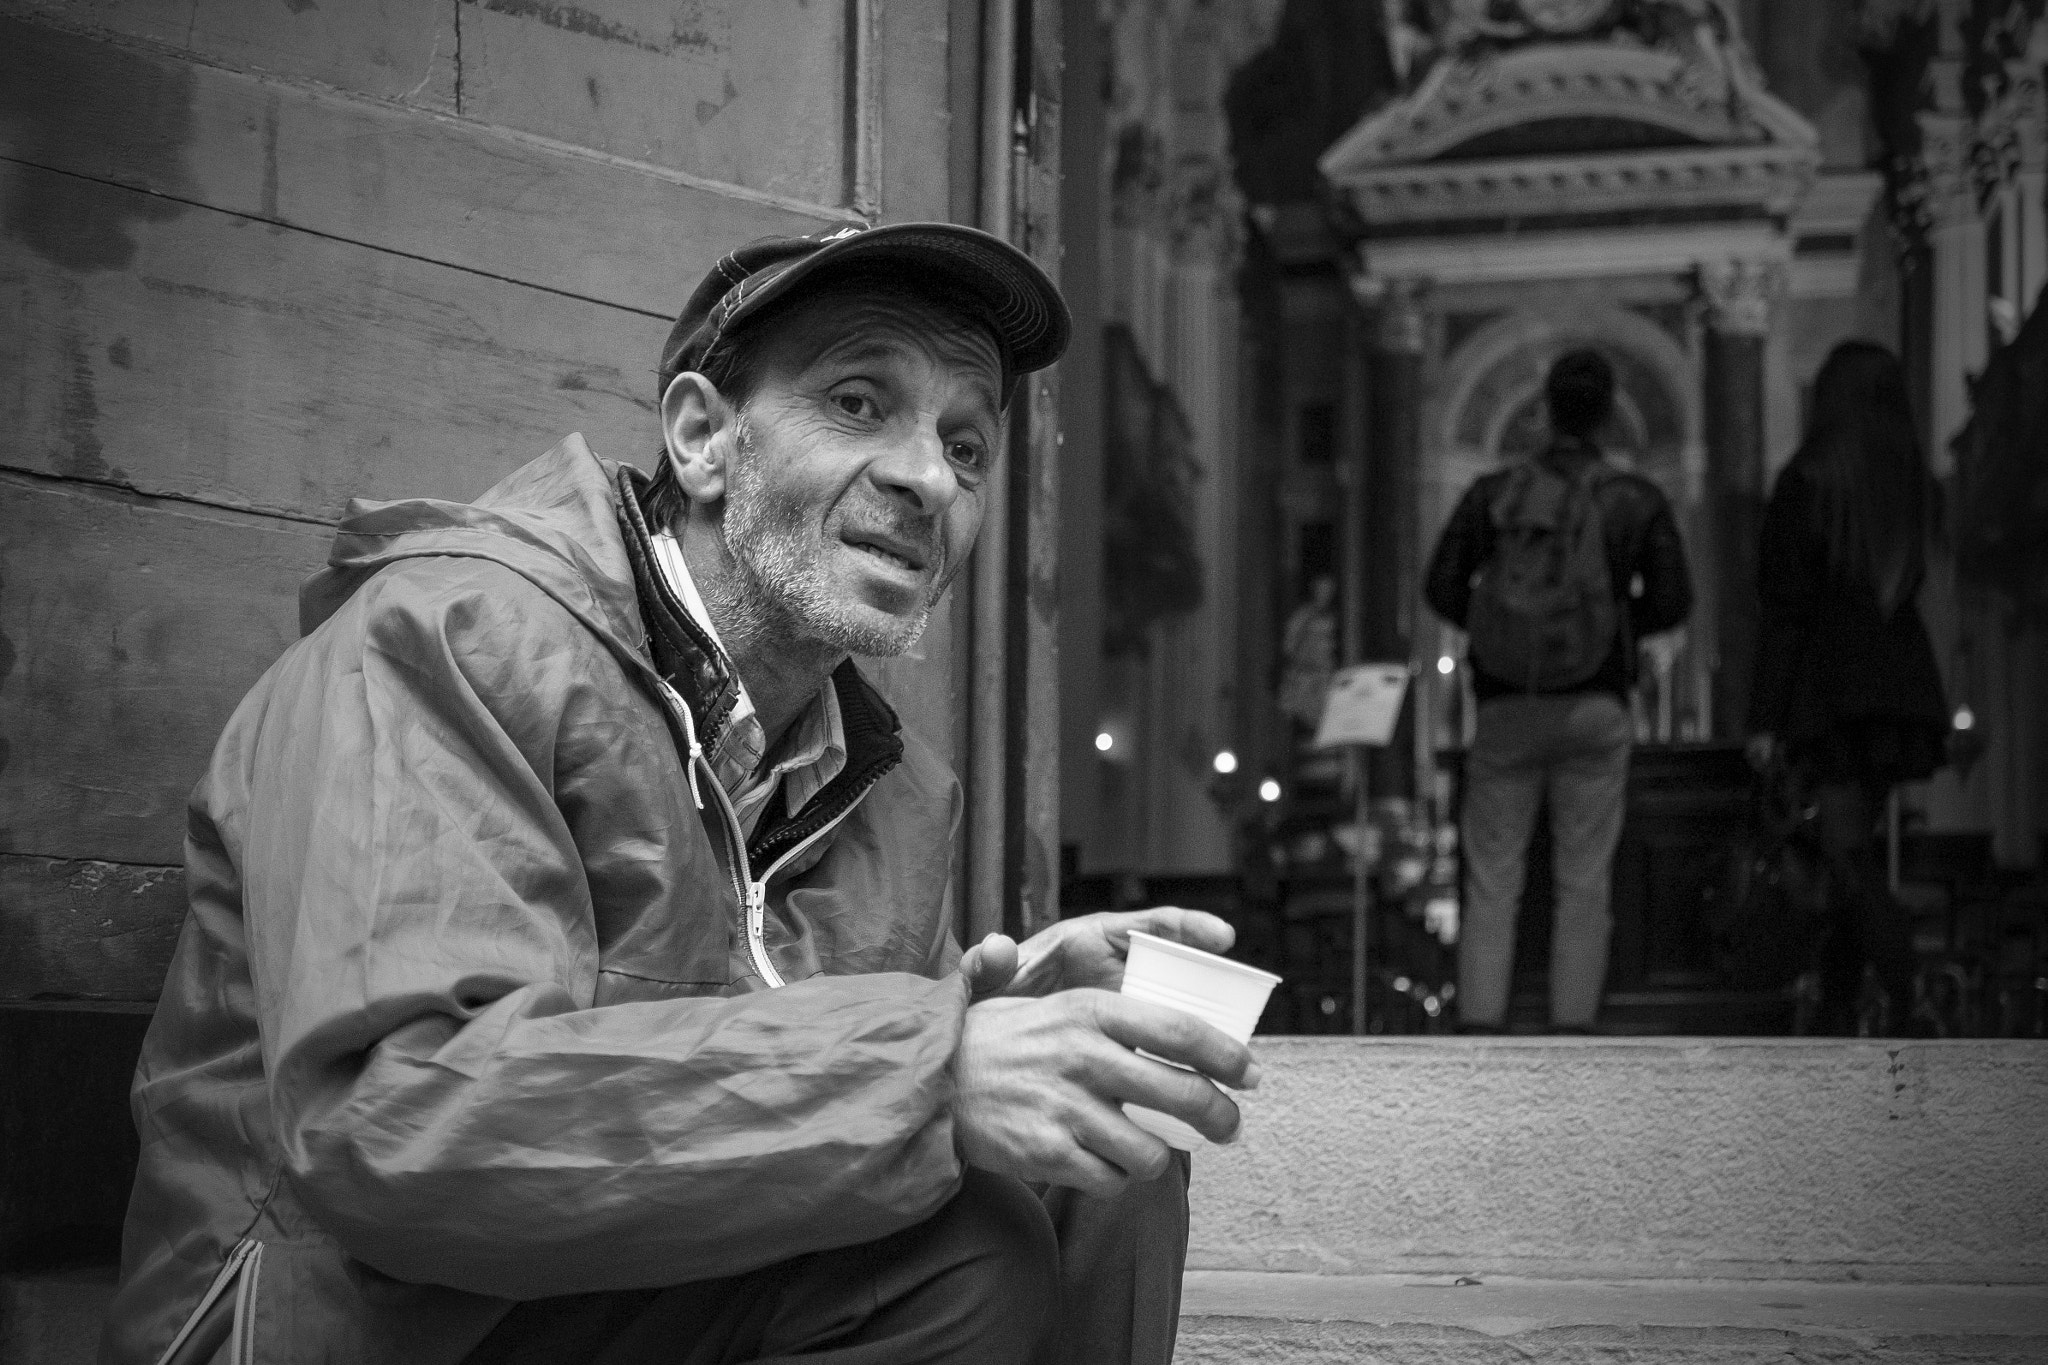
[1320,14,1819,233]
[1331,40,1806,169]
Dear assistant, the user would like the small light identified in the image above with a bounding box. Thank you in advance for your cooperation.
[1258,778,1283,803]
[1393,975,1411,993]
[1212,749,1239,774]
[1094,731,1114,753]
[1954,706,1975,732]
[1436,655,1456,675]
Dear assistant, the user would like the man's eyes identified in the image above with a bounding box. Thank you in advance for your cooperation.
[825,385,990,470]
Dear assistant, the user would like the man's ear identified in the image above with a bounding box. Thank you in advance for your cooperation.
[659,372,736,504]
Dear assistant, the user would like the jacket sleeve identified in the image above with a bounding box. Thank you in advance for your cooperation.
[1628,490,1694,639]
[1748,468,1823,737]
[1424,482,1494,629]
[235,559,968,1300]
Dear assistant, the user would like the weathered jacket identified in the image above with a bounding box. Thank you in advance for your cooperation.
[100,435,971,1364]
[1424,440,1694,701]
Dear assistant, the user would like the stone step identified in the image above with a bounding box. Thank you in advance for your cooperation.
[13,1266,2047,1365]
[10,1040,2043,1362]
[1189,1037,2048,1283]
[1178,1270,2048,1364]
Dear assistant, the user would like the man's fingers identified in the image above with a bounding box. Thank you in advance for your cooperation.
[1096,1051,1243,1146]
[1123,906,1235,956]
[1068,1104,1177,1188]
[961,933,1019,1000]
[1092,993,1258,1090]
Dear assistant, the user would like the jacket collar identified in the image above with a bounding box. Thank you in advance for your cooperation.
[612,464,905,848]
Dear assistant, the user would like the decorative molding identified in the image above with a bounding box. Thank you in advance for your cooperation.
[1696,258,1786,336]
[1790,170,1885,239]
[1334,142,1818,228]
[1360,220,1785,287]
[1321,37,1816,180]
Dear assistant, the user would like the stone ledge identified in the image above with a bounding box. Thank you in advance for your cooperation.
[1190,1038,2048,1282]
[1180,1271,2048,1364]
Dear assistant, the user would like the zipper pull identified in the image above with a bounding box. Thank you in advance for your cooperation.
[659,679,706,810]
[746,880,767,937]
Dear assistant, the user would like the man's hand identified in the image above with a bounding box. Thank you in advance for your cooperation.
[948,989,1259,1198]
[959,931,1020,1002]
[991,907,1236,999]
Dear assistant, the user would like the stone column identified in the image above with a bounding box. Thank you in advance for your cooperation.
[1348,273,1427,793]
[1913,19,1995,841]
[1698,258,1782,738]
[2015,57,2048,304]
[1918,103,1987,470]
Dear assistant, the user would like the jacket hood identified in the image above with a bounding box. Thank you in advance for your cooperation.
[302,434,647,664]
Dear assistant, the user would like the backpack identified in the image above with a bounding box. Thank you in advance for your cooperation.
[1466,458,1618,691]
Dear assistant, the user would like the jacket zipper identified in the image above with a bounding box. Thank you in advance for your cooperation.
[656,678,876,991]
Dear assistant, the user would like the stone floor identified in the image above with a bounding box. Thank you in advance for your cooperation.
[1179,1270,2048,1363]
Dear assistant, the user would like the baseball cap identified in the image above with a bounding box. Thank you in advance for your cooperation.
[656,222,1071,399]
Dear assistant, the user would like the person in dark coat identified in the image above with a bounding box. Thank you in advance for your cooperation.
[1747,340,1951,1036]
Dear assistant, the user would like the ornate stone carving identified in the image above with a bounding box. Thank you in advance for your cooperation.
[1319,2,1819,233]
[1348,273,1432,353]
[1915,106,1979,229]
[1977,53,2048,188]
[1325,6,1814,171]
[1334,144,1818,227]
[1696,259,1785,336]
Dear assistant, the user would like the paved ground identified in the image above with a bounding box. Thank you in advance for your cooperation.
[1180,1270,2048,1363]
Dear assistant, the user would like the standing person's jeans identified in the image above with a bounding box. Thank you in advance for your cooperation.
[1457,693,1633,1030]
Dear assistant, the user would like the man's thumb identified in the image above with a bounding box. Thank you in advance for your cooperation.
[962,932,1019,999]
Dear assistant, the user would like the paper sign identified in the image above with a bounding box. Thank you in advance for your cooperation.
[1312,663,1412,749]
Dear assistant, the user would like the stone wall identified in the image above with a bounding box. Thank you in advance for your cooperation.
[1189,1036,2048,1281]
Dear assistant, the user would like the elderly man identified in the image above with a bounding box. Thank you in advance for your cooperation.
[102,224,1256,1365]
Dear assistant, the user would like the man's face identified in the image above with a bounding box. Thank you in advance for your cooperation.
[716,288,1004,658]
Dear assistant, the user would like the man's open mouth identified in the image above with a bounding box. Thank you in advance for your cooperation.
[844,533,929,574]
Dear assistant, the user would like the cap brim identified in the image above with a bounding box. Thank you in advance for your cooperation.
[720,223,1071,378]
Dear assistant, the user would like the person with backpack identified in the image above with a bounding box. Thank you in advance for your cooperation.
[1424,348,1693,1032]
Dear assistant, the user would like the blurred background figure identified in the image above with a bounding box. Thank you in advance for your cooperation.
[1747,341,1951,1036]
[1278,575,1338,737]
[1425,350,1693,1033]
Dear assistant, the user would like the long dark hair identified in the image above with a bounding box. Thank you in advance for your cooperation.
[1791,341,1939,616]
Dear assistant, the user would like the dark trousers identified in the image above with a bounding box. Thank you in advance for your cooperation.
[464,1157,1190,1365]
[1811,779,1916,1034]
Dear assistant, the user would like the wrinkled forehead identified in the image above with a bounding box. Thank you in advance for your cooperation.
[747,285,1008,411]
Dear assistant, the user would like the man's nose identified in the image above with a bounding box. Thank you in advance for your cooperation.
[871,420,959,514]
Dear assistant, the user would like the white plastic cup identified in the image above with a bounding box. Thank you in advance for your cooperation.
[1118,930,1281,1150]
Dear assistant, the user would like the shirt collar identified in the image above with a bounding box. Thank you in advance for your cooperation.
[649,527,846,832]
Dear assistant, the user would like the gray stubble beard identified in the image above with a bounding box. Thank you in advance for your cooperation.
[718,411,943,659]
